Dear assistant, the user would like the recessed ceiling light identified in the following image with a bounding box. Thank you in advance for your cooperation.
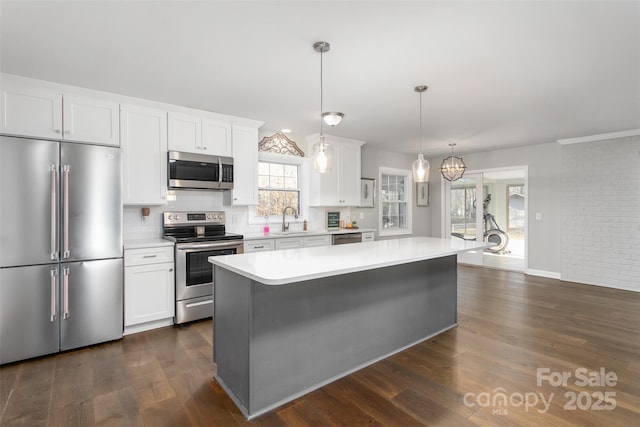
[281,128,291,133]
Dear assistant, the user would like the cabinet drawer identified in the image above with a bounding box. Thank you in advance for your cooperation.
[362,232,375,242]
[244,239,275,253]
[303,235,331,247]
[275,238,304,250]
[125,246,174,266]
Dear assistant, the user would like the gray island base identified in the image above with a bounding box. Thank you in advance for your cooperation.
[213,253,458,419]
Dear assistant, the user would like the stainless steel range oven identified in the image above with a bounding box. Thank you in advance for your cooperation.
[163,211,243,324]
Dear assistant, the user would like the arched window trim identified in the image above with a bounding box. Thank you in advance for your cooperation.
[258,133,305,157]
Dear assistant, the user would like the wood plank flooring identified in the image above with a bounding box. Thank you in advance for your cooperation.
[1,266,639,426]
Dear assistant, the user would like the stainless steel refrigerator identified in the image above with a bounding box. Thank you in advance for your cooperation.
[0,135,123,364]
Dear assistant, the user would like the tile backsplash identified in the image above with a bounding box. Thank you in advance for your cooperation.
[123,190,355,241]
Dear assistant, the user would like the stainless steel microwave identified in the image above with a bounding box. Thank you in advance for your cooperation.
[168,151,233,190]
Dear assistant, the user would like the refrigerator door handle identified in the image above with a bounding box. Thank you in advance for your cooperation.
[63,165,70,259]
[62,266,70,319]
[50,164,58,260]
[50,268,58,322]
[218,157,222,185]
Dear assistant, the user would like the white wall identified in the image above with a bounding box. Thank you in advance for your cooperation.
[352,146,432,239]
[561,135,640,291]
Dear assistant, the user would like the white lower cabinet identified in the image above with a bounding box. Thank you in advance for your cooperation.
[275,237,304,250]
[303,235,332,247]
[361,231,375,242]
[124,246,175,335]
[244,239,275,253]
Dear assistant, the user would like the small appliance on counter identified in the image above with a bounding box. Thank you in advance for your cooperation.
[163,211,243,324]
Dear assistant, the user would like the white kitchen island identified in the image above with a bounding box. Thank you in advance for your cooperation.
[209,237,492,419]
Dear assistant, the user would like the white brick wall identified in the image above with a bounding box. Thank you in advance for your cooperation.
[561,136,640,291]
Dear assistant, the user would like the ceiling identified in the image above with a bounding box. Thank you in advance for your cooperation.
[1,1,638,157]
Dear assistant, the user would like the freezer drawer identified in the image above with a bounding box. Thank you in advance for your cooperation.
[0,265,59,364]
[59,259,123,351]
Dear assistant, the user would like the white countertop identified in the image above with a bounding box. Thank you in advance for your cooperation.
[210,237,494,285]
[124,238,174,250]
[242,228,375,241]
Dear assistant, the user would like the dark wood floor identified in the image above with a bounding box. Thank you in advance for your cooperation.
[1,266,639,426]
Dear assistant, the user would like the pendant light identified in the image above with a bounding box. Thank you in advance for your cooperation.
[322,112,344,127]
[412,85,430,183]
[311,41,340,174]
[439,143,466,181]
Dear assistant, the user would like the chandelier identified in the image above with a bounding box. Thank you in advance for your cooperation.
[439,143,466,181]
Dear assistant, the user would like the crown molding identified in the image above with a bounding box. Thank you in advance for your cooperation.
[557,129,640,145]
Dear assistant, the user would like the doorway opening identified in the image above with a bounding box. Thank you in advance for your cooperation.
[443,167,527,272]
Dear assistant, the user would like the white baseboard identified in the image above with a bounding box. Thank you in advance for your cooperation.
[525,269,561,279]
[124,318,174,335]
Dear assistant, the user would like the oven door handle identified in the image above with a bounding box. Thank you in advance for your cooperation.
[177,242,243,252]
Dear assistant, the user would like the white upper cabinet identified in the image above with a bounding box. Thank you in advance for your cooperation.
[336,142,362,206]
[0,76,119,146]
[167,112,201,153]
[224,124,259,205]
[168,112,232,157]
[202,118,232,156]
[121,104,168,205]
[308,135,365,207]
[62,95,119,146]
[0,84,62,139]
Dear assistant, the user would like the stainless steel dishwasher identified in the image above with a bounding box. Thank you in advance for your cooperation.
[331,233,362,245]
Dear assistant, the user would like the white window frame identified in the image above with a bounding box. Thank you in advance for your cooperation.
[378,166,413,237]
[248,152,306,225]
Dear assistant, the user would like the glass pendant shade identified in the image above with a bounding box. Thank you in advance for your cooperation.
[439,145,466,181]
[412,153,430,183]
[322,112,344,126]
[312,41,341,174]
[311,135,333,174]
[412,85,429,183]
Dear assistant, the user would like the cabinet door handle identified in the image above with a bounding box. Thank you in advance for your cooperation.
[142,255,157,259]
[203,146,207,150]
[169,268,173,272]
[254,245,264,249]
[54,129,61,133]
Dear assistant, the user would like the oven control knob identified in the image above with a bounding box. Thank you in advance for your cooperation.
[207,214,213,219]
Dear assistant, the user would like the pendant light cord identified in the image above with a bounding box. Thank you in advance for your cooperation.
[419,91,423,155]
[320,48,324,137]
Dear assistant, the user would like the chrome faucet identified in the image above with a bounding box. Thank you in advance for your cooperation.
[282,206,298,232]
